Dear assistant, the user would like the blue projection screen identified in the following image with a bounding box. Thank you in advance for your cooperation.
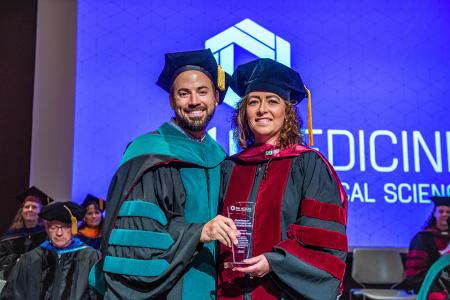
[73,1,450,248]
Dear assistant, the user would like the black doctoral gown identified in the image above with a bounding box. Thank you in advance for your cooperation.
[0,225,47,280]
[90,122,226,300]
[0,238,100,300]
[402,227,450,293]
[77,228,102,250]
[218,144,348,300]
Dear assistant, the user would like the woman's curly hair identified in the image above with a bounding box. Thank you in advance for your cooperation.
[233,95,304,149]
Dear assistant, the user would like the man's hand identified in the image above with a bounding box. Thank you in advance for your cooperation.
[200,215,240,247]
[232,255,271,278]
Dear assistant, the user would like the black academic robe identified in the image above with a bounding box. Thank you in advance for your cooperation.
[403,227,450,293]
[77,228,102,250]
[90,122,226,300]
[218,144,348,300]
[415,254,450,299]
[425,268,450,299]
[0,238,100,300]
[78,235,101,250]
[0,225,47,280]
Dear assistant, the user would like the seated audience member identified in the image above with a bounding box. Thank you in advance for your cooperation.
[402,196,450,293]
[417,212,450,300]
[78,194,105,249]
[0,201,100,300]
[0,186,53,280]
[418,255,450,300]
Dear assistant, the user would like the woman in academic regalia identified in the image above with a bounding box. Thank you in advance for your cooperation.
[217,58,348,300]
[402,196,450,293]
[77,194,105,249]
[0,186,53,280]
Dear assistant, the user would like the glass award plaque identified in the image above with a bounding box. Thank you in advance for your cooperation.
[224,202,256,268]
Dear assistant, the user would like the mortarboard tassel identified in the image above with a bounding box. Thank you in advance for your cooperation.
[305,86,314,146]
[63,205,78,235]
[217,65,226,91]
[99,198,104,211]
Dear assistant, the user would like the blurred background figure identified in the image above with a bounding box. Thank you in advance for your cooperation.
[402,196,450,293]
[77,194,105,249]
[0,201,100,299]
[0,186,53,280]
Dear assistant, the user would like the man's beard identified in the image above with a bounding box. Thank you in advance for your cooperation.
[176,106,216,132]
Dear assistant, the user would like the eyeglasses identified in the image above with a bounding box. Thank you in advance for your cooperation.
[48,224,71,232]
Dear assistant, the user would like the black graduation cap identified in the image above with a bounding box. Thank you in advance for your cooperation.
[230,58,314,145]
[430,196,450,207]
[39,201,85,234]
[16,186,54,206]
[230,58,307,104]
[81,194,105,212]
[156,49,232,104]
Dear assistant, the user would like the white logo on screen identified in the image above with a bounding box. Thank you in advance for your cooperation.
[205,19,291,108]
[205,19,291,154]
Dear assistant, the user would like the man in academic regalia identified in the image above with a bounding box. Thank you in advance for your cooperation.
[90,49,239,299]
[0,201,100,300]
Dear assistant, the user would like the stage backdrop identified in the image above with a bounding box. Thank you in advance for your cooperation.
[73,0,450,248]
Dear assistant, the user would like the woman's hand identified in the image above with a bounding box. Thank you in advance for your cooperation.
[232,254,272,278]
[439,241,450,255]
[200,215,240,247]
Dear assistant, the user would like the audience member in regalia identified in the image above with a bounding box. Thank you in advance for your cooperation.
[0,186,53,280]
[0,201,100,300]
[77,194,105,249]
[402,196,450,293]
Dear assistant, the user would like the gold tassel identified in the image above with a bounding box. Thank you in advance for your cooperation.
[305,86,314,146]
[99,198,104,211]
[70,216,78,235]
[63,205,78,235]
[217,65,226,91]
